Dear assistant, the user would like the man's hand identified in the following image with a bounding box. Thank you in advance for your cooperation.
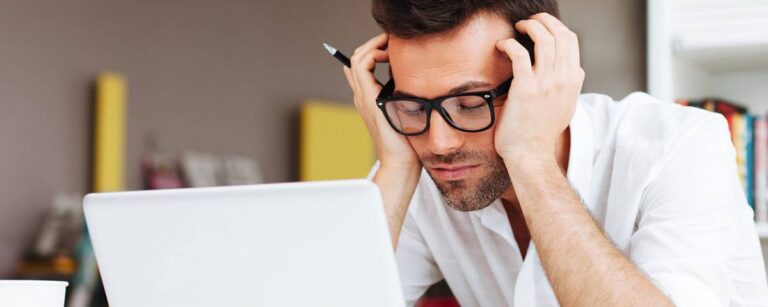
[343,33,420,170]
[493,13,584,162]
[343,33,422,248]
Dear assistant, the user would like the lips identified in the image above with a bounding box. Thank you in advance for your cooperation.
[428,164,479,181]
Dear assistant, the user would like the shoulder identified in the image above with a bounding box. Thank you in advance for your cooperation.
[579,91,727,154]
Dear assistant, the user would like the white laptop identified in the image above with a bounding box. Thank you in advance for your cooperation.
[83,179,405,307]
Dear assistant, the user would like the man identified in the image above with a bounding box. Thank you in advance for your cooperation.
[342,0,768,306]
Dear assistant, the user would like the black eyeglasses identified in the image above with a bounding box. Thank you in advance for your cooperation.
[375,77,512,136]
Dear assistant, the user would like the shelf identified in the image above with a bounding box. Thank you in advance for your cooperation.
[674,38,768,72]
[648,0,768,102]
[671,0,768,72]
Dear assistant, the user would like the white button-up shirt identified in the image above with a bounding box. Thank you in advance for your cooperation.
[379,92,768,306]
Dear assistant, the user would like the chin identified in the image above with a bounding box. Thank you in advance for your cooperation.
[432,172,509,212]
[420,151,512,212]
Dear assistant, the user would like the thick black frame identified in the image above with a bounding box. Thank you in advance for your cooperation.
[375,77,513,136]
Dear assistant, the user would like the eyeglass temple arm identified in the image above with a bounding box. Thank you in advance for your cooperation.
[495,77,513,94]
[377,79,396,101]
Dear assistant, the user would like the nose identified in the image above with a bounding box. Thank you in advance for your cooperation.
[426,110,464,155]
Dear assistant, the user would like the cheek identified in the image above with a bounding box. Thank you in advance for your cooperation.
[467,129,498,155]
[405,135,429,157]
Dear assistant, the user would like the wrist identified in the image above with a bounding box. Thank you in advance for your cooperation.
[379,159,421,174]
[375,160,423,191]
[497,138,554,161]
[503,151,558,178]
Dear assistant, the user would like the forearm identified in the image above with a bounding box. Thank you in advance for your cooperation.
[507,155,672,306]
[372,162,422,249]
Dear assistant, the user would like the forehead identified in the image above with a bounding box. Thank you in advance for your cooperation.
[387,13,514,99]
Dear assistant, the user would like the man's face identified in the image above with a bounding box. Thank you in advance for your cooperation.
[388,13,514,211]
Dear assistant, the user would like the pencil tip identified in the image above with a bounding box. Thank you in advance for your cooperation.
[322,42,336,55]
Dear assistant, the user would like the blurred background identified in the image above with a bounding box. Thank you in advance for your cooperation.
[1,0,766,306]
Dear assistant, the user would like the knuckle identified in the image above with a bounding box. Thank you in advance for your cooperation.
[506,40,521,51]
[513,49,529,59]
[576,68,586,81]
[519,87,537,99]
[552,77,567,89]
[561,72,583,88]
[569,30,579,41]
[351,50,365,61]
[351,55,369,68]
[497,39,512,50]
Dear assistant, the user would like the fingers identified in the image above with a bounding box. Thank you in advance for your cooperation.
[342,66,358,95]
[344,66,367,114]
[358,50,389,71]
[373,49,389,62]
[530,13,580,71]
[515,19,554,74]
[496,38,532,80]
[350,33,389,101]
[362,32,389,50]
[350,33,389,92]
[351,33,389,73]
[345,33,389,114]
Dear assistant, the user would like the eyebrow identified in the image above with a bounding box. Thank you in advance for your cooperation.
[393,80,492,98]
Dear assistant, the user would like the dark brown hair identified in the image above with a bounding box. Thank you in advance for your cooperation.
[372,0,559,59]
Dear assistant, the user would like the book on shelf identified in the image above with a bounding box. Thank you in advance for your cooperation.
[756,116,768,222]
[677,98,767,223]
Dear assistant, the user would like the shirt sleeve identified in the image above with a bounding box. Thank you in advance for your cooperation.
[366,161,381,180]
[630,115,768,306]
[366,161,443,306]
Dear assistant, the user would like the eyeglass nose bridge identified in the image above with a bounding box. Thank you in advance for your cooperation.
[427,99,457,129]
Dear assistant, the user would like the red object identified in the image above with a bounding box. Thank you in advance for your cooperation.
[416,297,461,307]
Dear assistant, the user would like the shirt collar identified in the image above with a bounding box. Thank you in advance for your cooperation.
[566,100,595,206]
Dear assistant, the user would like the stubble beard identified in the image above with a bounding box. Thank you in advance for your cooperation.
[422,150,511,212]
